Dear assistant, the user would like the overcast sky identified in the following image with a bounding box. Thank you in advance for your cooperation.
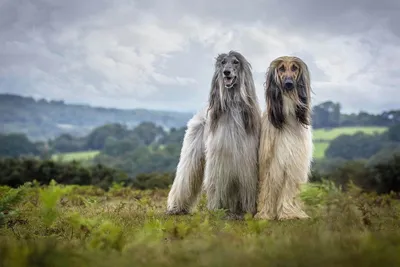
[0,0,399,114]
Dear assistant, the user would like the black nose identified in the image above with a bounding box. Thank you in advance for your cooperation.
[284,79,294,89]
[223,70,231,76]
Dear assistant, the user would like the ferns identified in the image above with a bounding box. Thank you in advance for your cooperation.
[0,181,400,267]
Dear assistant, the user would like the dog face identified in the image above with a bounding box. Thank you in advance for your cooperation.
[218,54,240,89]
[276,58,301,91]
[265,56,312,129]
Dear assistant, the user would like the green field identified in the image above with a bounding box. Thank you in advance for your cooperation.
[53,127,387,162]
[312,126,387,141]
[312,126,387,159]
[52,150,100,162]
[313,142,330,159]
[1,182,400,267]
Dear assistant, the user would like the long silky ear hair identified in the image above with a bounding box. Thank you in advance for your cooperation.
[295,58,312,126]
[208,54,226,132]
[265,65,285,129]
[233,51,260,135]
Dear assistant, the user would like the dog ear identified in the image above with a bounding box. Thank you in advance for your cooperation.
[295,66,311,126]
[265,68,285,129]
[208,70,223,132]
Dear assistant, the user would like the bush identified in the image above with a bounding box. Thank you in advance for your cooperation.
[0,157,129,190]
[318,155,400,195]
[131,172,174,190]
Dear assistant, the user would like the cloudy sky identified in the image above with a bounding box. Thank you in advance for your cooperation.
[0,0,399,114]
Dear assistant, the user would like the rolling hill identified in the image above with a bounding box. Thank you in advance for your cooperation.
[0,93,193,141]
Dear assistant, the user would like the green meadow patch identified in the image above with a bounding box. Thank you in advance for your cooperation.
[52,150,100,162]
[1,180,400,267]
[313,126,387,141]
[313,142,330,159]
[312,126,387,158]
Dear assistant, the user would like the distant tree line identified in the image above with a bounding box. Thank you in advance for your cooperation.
[1,121,400,194]
[1,93,400,141]
[0,157,173,190]
[0,121,185,178]
[311,155,400,196]
[324,123,400,161]
[312,101,400,129]
[1,152,399,195]
[1,95,400,193]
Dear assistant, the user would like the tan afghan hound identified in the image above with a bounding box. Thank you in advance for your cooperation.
[166,51,261,219]
[255,56,313,220]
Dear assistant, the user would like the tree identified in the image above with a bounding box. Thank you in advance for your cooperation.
[0,133,40,157]
[325,132,385,160]
[387,123,400,142]
[131,122,166,145]
[85,123,130,150]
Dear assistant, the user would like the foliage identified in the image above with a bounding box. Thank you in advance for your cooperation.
[311,100,400,129]
[325,123,400,160]
[326,132,389,160]
[93,143,181,177]
[1,182,400,267]
[318,155,400,195]
[0,133,41,157]
[387,123,400,142]
[132,173,174,190]
[0,158,128,190]
[84,124,132,150]
[0,184,29,227]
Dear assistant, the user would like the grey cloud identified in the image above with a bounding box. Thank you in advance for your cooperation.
[137,0,400,37]
[0,0,399,113]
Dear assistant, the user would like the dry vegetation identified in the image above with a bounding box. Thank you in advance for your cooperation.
[1,180,400,267]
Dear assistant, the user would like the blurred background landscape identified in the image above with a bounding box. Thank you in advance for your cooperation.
[1,92,399,194]
[1,0,400,264]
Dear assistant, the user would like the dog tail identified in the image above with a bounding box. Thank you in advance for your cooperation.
[166,108,206,214]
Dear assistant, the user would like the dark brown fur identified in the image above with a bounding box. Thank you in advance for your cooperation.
[264,56,312,130]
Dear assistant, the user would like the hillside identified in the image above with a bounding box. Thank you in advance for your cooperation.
[0,93,193,141]
[2,93,399,141]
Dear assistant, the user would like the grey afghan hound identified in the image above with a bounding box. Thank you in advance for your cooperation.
[255,56,313,220]
[166,51,262,218]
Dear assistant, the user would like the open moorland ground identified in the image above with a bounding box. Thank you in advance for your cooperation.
[1,181,400,267]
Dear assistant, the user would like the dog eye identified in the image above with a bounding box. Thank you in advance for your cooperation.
[233,60,239,64]
[291,65,298,71]
[279,66,285,72]
[221,60,226,65]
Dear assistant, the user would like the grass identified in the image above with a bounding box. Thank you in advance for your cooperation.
[313,142,330,159]
[311,126,387,159]
[313,126,387,141]
[52,150,100,162]
[1,180,400,267]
